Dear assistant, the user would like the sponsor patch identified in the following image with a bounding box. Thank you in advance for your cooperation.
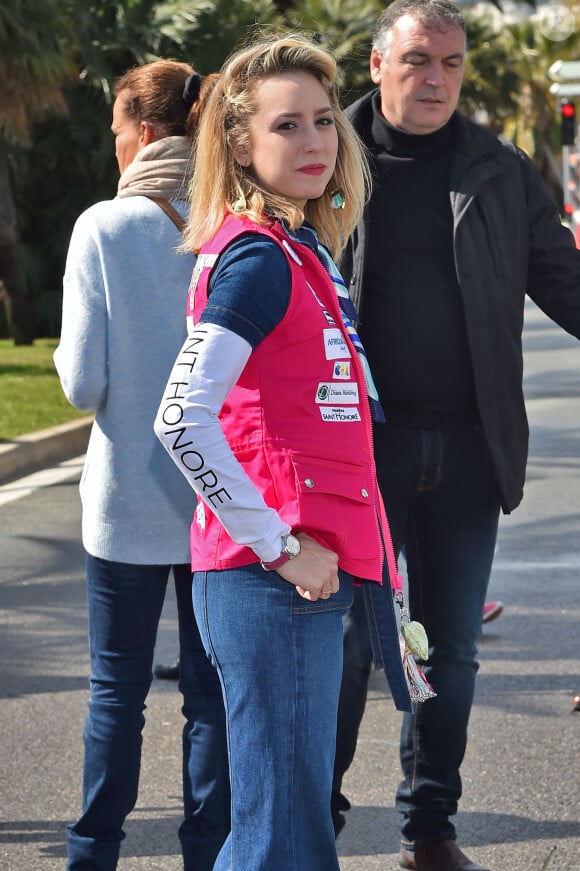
[188,253,218,312]
[333,361,351,379]
[316,382,359,404]
[323,328,352,360]
[320,407,361,423]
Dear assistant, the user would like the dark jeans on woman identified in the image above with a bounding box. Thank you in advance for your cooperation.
[334,423,501,845]
[66,557,230,870]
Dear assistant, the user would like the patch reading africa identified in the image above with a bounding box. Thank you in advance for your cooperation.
[323,327,351,360]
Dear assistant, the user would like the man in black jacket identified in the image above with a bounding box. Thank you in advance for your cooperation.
[333,1,580,869]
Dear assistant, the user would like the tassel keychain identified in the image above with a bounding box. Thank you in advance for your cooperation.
[378,501,435,706]
[396,592,437,703]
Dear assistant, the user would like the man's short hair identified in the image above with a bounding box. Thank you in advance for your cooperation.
[373,0,466,57]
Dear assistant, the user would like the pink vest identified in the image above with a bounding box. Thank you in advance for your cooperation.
[187,215,396,584]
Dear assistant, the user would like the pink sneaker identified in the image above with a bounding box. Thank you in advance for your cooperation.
[482,600,504,624]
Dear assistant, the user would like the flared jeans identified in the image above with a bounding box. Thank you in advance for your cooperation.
[194,563,354,871]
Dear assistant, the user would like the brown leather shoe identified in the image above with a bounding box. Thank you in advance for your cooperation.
[399,840,490,871]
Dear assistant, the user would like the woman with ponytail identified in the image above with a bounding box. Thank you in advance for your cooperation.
[55,60,229,871]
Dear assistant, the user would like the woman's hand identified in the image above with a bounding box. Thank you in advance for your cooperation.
[276,532,339,601]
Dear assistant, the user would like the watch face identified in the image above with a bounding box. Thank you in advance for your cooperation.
[284,534,301,557]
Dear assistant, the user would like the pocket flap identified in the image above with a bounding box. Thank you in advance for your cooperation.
[292,455,372,504]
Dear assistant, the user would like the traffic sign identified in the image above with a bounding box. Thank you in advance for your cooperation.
[550,82,580,97]
[549,60,580,81]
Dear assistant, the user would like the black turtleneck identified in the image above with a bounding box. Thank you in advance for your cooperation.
[360,94,478,428]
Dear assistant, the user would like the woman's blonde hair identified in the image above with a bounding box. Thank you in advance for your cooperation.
[184,34,370,258]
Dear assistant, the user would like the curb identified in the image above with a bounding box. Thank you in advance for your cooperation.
[0,417,93,485]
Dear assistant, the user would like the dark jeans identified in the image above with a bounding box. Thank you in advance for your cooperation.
[335,424,501,845]
[66,557,230,870]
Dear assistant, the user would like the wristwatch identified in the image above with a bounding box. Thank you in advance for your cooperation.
[261,533,301,571]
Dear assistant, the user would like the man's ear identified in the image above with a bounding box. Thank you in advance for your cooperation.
[139,121,157,147]
[370,47,383,85]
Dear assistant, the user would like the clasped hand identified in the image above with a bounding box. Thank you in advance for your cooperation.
[275,532,339,601]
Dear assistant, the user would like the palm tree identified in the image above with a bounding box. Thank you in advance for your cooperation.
[461,11,580,200]
[8,0,285,340]
[283,0,382,102]
[0,0,75,343]
[498,18,580,166]
[154,0,283,75]
[460,13,520,135]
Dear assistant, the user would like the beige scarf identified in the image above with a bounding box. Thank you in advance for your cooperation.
[116,136,192,201]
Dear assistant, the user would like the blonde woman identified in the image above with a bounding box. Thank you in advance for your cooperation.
[155,35,411,870]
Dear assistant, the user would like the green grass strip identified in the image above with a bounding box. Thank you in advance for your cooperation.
[0,339,87,441]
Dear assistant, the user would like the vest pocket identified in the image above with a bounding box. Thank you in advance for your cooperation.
[291,455,376,559]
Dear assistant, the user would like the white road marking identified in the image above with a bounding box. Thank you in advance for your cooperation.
[0,455,85,507]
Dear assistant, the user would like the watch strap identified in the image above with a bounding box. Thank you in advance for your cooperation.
[261,551,293,572]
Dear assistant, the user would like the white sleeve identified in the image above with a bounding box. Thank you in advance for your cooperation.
[154,322,290,562]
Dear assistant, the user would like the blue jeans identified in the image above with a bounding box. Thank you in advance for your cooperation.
[335,424,501,845]
[67,557,230,870]
[194,563,354,871]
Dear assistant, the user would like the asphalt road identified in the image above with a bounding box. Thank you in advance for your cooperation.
[1,300,579,870]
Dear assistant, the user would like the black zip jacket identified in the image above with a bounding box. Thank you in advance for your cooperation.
[342,91,580,513]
